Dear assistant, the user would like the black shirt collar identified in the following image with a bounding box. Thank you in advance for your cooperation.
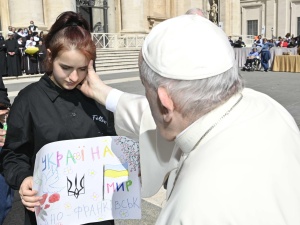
[39,74,77,102]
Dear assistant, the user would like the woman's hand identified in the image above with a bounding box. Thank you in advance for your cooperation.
[77,60,112,105]
[19,176,42,212]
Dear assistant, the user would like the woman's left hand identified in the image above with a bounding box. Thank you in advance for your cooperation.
[19,176,42,212]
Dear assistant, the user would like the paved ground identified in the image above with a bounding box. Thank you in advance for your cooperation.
[3,69,300,225]
[241,70,300,128]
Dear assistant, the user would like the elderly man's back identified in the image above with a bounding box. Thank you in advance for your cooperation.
[76,14,300,225]
[114,87,300,225]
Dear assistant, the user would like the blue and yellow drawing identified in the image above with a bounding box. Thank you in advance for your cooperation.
[104,163,129,178]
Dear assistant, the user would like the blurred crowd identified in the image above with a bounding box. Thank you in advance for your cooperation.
[228,33,300,49]
[252,33,300,48]
[0,21,47,77]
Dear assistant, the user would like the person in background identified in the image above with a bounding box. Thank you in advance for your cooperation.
[16,28,26,40]
[24,36,38,75]
[228,36,234,46]
[5,31,22,77]
[0,35,7,77]
[78,15,300,224]
[254,34,263,47]
[285,32,291,42]
[17,37,26,75]
[26,30,33,40]
[297,35,300,55]
[280,38,289,47]
[7,26,12,32]
[0,11,116,225]
[37,40,46,74]
[33,32,40,44]
[260,38,274,72]
[38,31,44,42]
[275,36,282,47]
[0,75,13,225]
[25,36,36,48]
[23,28,29,37]
[28,20,38,33]
[242,46,259,71]
[11,28,18,40]
[288,37,297,48]
[234,37,246,48]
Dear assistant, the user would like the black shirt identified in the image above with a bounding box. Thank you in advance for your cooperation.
[0,74,115,225]
[234,40,246,48]
[5,38,19,53]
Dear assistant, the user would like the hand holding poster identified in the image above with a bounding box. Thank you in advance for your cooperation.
[33,136,141,225]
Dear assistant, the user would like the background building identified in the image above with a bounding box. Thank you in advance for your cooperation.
[0,0,299,41]
[240,0,300,40]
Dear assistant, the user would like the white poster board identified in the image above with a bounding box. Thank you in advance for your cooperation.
[33,136,141,225]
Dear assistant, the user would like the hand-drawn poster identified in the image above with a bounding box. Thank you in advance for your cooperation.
[33,136,141,225]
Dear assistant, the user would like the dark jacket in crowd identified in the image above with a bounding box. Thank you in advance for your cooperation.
[0,36,7,77]
[234,39,246,48]
[5,38,22,76]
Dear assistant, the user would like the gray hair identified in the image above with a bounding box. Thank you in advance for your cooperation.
[139,59,244,119]
[185,8,207,17]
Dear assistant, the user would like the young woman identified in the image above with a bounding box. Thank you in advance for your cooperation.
[38,31,44,42]
[0,11,115,225]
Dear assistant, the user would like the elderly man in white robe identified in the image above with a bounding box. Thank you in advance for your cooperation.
[78,15,300,224]
[78,15,300,225]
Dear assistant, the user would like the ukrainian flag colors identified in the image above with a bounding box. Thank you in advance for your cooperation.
[104,163,129,178]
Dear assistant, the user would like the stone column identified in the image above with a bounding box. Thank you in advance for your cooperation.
[120,0,146,33]
[265,0,276,39]
[258,4,266,38]
[8,0,45,29]
[230,0,241,36]
[178,0,206,16]
[107,0,116,33]
[290,1,300,37]
[44,0,76,30]
[114,0,122,33]
[277,0,288,37]
[92,2,103,32]
[0,0,10,35]
[219,0,241,36]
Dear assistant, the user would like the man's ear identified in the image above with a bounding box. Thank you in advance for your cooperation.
[157,87,174,123]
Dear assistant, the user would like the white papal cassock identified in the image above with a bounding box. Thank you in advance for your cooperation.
[106,88,300,225]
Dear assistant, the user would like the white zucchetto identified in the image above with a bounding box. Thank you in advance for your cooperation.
[142,15,235,80]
